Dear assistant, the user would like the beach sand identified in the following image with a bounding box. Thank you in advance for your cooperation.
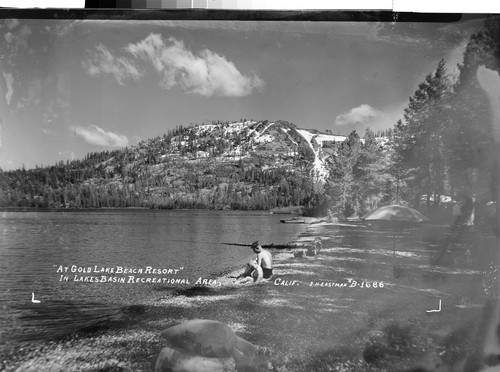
[2,221,494,371]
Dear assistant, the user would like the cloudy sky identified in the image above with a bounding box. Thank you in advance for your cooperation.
[0,15,487,170]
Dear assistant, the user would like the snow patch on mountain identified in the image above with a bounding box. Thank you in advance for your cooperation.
[295,130,327,181]
[253,121,276,143]
[154,120,367,183]
[314,133,347,145]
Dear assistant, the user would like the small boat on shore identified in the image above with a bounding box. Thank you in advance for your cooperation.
[280,217,305,224]
[222,242,305,249]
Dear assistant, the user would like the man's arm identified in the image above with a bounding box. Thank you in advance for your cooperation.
[256,253,263,267]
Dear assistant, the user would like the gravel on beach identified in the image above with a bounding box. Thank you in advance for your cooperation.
[2,221,493,372]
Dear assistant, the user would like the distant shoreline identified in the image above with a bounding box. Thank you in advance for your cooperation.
[0,205,305,214]
[0,206,145,212]
[0,207,280,213]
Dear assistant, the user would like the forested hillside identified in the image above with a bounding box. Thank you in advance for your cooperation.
[0,118,392,215]
[0,121,343,211]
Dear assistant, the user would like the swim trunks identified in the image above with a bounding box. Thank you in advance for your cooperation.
[262,268,273,279]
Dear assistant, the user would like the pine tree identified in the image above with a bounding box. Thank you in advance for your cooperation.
[391,60,451,208]
[356,128,394,214]
[443,17,498,221]
[329,130,362,219]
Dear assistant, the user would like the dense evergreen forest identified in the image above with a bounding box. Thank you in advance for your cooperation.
[1,17,499,224]
[309,16,500,223]
[0,121,319,212]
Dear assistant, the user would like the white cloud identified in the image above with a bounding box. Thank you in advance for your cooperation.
[125,34,264,97]
[72,125,129,147]
[82,33,264,97]
[82,44,142,86]
[3,72,13,105]
[334,104,383,126]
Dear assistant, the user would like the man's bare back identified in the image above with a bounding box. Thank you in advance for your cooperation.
[251,241,273,279]
[256,249,273,269]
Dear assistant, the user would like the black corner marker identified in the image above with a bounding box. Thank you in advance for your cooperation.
[85,0,117,8]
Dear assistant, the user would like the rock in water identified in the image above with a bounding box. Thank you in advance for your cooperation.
[154,346,236,372]
[160,319,237,358]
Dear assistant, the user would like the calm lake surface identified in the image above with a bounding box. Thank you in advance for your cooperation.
[0,209,306,344]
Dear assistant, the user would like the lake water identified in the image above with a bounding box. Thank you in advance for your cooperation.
[0,209,306,344]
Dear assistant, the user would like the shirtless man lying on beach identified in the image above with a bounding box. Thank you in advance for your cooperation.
[237,241,273,282]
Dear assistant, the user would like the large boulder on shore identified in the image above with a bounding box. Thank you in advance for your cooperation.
[158,319,273,371]
[160,319,237,358]
[233,336,273,372]
[154,346,236,372]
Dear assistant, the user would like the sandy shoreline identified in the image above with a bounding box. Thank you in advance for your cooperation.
[0,220,314,372]
[2,220,493,372]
